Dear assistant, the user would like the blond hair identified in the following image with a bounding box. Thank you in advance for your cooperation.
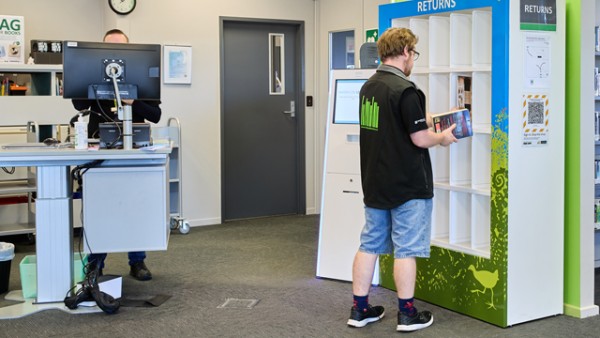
[377,27,418,62]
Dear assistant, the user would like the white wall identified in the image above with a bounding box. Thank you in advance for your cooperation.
[1,0,387,226]
[2,0,103,45]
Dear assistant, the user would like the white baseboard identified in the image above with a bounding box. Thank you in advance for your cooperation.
[188,217,221,227]
[564,303,600,318]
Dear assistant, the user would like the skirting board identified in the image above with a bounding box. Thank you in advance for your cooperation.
[564,303,599,318]
[188,217,221,227]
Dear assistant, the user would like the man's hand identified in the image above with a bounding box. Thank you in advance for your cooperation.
[122,99,134,105]
[440,124,458,146]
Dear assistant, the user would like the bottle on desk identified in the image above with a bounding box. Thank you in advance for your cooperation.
[74,113,88,150]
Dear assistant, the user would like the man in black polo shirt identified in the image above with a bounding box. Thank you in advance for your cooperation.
[346,27,456,332]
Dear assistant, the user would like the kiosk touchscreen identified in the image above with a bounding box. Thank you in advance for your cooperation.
[316,69,377,283]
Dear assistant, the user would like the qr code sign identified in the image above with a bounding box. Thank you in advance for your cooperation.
[527,99,545,124]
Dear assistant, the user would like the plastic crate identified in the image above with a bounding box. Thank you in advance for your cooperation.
[19,254,88,299]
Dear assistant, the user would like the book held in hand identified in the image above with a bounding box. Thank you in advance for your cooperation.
[432,108,473,139]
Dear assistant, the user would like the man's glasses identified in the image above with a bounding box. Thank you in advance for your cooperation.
[411,50,420,61]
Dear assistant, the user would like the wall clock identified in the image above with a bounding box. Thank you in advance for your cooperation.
[108,0,136,15]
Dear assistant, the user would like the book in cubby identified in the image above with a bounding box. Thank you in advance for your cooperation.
[457,75,472,111]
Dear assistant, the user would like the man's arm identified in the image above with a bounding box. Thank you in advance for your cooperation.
[72,99,92,111]
[130,100,162,124]
[410,125,457,149]
[400,89,457,148]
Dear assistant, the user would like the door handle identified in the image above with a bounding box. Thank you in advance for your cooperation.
[282,100,295,118]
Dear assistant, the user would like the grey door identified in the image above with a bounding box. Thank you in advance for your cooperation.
[221,20,305,221]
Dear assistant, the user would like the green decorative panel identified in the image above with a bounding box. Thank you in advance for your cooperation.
[379,109,509,327]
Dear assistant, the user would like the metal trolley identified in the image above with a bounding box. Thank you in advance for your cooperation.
[153,117,190,234]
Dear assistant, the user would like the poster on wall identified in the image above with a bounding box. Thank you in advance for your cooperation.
[524,33,551,89]
[163,45,192,84]
[522,94,549,147]
[0,15,24,63]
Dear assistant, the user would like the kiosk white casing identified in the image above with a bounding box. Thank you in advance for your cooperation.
[316,69,378,283]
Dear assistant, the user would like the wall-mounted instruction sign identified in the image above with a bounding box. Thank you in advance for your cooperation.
[524,33,551,88]
[520,0,556,31]
[522,94,550,147]
[0,15,24,63]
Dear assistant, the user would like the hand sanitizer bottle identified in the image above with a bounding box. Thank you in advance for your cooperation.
[74,113,88,150]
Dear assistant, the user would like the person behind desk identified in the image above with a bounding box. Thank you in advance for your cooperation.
[71,29,161,281]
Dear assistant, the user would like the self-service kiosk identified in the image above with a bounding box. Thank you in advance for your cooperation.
[316,68,377,283]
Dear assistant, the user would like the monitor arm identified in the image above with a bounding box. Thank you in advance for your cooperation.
[106,63,133,150]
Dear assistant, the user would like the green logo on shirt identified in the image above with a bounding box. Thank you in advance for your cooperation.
[361,96,379,131]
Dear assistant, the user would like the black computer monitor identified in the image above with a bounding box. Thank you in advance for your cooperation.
[62,41,161,100]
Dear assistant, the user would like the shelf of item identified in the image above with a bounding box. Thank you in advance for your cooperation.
[152,117,189,234]
[393,8,492,258]
[380,0,567,328]
[0,179,35,194]
[0,123,39,238]
[0,64,63,96]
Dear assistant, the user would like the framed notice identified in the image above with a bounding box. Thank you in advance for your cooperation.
[163,45,192,84]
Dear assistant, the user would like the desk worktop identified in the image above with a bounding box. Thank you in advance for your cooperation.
[0,145,171,166]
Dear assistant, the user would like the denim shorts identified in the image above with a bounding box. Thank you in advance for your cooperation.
[359,199,433,259]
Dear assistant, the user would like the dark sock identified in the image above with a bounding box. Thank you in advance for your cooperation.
[399,297,417,316]
[353,295,369,312]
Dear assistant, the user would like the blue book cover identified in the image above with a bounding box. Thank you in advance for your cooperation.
[432,108,473,139]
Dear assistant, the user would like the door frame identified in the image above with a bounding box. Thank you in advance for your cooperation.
[219,17,306,220]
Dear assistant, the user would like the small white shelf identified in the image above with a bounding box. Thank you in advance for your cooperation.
[0,180,35,194]
[0,64,63,96]
[0,222,35,236]
[0,64,62,73]
[0,125,38,239]
[408,9,492,258]
[434,182,490,196]
[413,66,491,75]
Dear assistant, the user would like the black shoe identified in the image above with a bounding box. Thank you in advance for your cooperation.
[397,310,433,332]
[347,305,385,328]
[129,261,152,281]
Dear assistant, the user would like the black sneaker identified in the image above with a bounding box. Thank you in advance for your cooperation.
[397,310,433,332]
[130,261,153,281]
[347,305,385,328]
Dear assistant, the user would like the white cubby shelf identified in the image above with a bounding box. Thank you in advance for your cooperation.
[394,8,492,258]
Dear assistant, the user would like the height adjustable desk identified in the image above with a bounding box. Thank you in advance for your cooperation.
[0,145,171,319]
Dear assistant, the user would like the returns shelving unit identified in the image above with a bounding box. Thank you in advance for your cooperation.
[378,0,566,327]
